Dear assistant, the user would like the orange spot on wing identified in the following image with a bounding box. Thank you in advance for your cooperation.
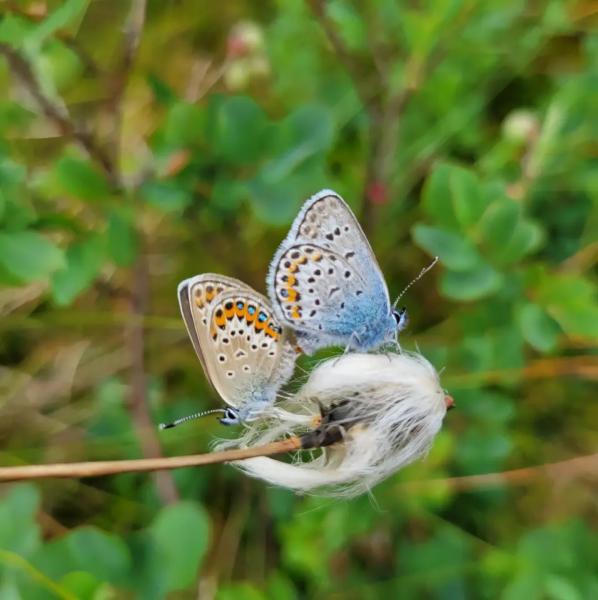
[235,302,244,318]
[291,306,302,320]
[265,327,279,339]
[255,319,266,331]
[224,306,235,319]
[287,275,296,286]
[214,313,226,328]
[311,253,322,262]
[286,289,298,302]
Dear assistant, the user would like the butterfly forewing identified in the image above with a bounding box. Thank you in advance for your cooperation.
[178,274,253,393]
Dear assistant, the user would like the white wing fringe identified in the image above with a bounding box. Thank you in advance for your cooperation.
[215,351,450,497]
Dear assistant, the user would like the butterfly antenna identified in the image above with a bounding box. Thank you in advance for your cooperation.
[393,257,439,308]
[159,408,226,430]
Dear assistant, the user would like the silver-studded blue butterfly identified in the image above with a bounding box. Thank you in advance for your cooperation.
[267,190,415,354]
[176,274,297,425]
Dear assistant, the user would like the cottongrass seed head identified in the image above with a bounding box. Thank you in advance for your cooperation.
[219,351,452,498]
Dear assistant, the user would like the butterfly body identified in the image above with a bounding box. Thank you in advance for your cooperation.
[267,190,402,354]
[178,274,296,424]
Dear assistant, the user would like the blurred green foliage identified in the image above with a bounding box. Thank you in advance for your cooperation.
[0,0,596,598]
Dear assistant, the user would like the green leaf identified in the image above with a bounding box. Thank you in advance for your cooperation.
[448,164,489,230]
[247,167,327,225]
[211,178,246,212]
[328,1,367,51]
[27,0,89,47]
[264,105,333,182]
[477,198,520,259]
[67,527,131,583]
[0,14,34,47]
[455,430,512,474]
[498,219,544,264]
[412,224,481,270]
[422,163,460,230]
[211,96,271,164]
[107,210,137,266]
[150,501,210,591]
[216,583,267,600]
[51,235,105,305]
[441,263,503,301]
[59,571,102,600]
[163,101,205,147]
[534,274,598,340]
[51,155,110,202]
[0,230,65,282]
[518,303,561,352]
[141,180,192,213]
[0,484,41,556]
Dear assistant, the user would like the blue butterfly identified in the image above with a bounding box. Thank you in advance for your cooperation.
[267,190,413,354]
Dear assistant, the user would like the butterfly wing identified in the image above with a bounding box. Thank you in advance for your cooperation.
[205,289,297,416]
[179,274,296,416]
[267,190,392,351]
[178,273,254,394]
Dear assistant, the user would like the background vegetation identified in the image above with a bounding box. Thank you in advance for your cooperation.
[0,1,596,598]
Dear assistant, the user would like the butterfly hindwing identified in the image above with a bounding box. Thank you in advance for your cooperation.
[206,289,296,414]
[271,243,367,331]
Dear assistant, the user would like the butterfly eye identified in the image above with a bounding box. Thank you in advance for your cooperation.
[392,307,408,331]
[219,408,241,426]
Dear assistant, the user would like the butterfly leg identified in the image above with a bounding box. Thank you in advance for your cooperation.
[343,331,362,355]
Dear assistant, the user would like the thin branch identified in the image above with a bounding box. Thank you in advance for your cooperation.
[109,0,147,164]
[445,355,598,387]
[0,43,115,180]
[0,438,302,483]
[306,0,413,233]
[404,453,598,493]
[306,0,373,111]
[126,247,180,504]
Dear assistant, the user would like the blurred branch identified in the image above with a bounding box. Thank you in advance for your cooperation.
[306,0,415,233]
[446,355,598,387]
[306,0,372,109]
[0,438,302,482]
[109,0,147,165]
[0,43,115,181]
[126,246,180,504]
[407,452,598,493]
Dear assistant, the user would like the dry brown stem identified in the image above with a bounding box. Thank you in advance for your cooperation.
[0,437,302,483]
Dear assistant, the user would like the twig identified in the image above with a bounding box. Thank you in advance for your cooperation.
[0,43,115,180]
[404,452,598,493]
[0,438,302,482]
[306,0,373,110]
[126,247,180,504]
[109,0,147,164]
[306,1,414,234]
[445,355,598,387]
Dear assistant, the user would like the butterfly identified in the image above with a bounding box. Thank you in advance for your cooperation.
[176,274,297,425]
[267,189,414,355]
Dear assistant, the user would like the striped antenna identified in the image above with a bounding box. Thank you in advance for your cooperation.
[159,408,227,430]
[393,257,439,308]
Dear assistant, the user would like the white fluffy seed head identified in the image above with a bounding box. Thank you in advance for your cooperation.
[216,351,450,498]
